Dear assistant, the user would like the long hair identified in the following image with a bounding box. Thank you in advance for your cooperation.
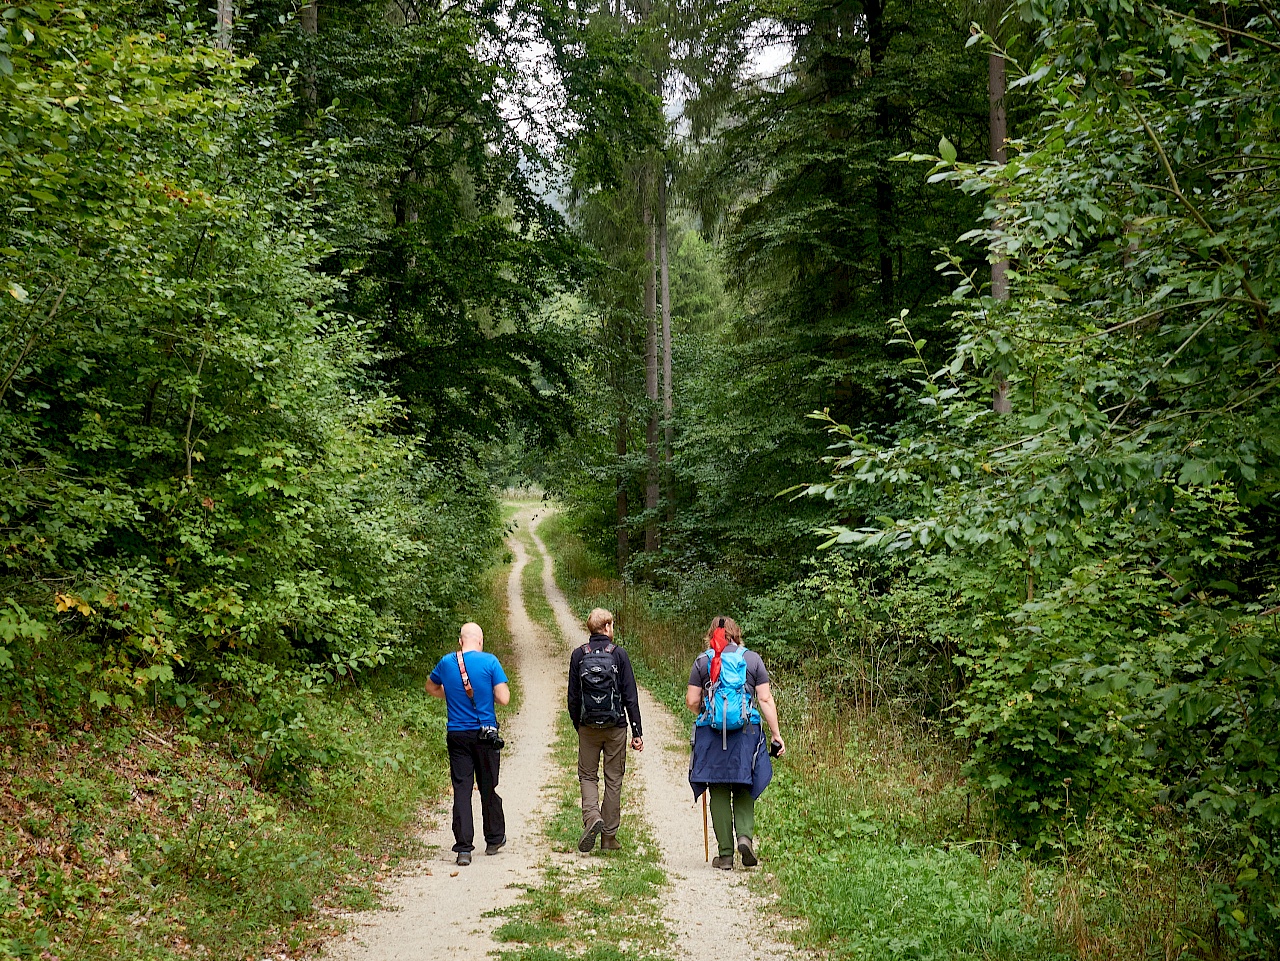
[703,616,742,685]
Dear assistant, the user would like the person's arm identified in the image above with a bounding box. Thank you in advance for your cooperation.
[686,685,703,713]
[616,650,643,750]
[686,656,705,713]
[425,667,445,699]
[566,647,582,729]
[755,682,785,755]
[493,682,511,706]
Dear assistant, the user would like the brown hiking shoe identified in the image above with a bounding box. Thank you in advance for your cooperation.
[712,855,734,870]
[578,817,604,852]
[600,834,622,851]
[737,835,758,867]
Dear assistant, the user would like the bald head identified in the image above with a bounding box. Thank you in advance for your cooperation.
[459,622,484,651]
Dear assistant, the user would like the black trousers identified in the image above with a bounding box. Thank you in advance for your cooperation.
[446,730,505,853]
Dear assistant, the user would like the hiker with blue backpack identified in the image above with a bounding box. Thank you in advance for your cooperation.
[686,616,785,870]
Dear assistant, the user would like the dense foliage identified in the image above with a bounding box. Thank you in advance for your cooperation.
[800,0,1280,947]
[0,0,588,769]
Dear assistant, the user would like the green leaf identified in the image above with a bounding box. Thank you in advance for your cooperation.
[938,136,957,164]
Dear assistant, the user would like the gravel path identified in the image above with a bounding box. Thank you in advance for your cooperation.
[322,505,806,961]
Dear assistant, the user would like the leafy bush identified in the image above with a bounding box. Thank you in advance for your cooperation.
[800,1,1280,950]
[0,2,499,729]
[743,554,966,718]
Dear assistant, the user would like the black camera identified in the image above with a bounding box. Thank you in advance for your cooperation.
[769,739,783,758]
[479,725,504,750]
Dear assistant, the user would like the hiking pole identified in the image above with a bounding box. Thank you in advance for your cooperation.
[702,792,709,862]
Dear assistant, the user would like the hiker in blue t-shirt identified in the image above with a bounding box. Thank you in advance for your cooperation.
[425,622,511,866]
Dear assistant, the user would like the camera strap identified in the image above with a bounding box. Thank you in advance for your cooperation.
[455,651,475,702]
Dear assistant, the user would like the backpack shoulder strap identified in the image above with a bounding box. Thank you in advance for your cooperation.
[580,642,592,655]
[605,643,616,654]
[697,649,714,687]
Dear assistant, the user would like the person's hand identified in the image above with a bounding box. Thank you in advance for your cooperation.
[771,735,786,757]
[631,736,644,752]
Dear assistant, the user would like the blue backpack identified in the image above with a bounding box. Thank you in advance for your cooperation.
[697,646,759,746]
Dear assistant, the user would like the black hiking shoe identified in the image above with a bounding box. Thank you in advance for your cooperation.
[485,837,507,856]
[737,836,758,867]
[456,850,472,866]
[578,817,605,852]
[712,855,734,870]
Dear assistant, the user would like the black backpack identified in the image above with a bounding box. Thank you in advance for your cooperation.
[579,642,623,727]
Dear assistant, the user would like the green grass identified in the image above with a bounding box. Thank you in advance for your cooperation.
[764,772,1067,960]
[492,712,670,961]
[1,687,449,960]
[1,555,516,961]
[519,541,558,641]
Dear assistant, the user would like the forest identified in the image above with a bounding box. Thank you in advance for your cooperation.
[2,0,1278,958]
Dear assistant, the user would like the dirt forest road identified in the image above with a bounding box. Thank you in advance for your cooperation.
[323,505,805,961]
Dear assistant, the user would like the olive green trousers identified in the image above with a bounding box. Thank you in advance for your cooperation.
[707,784,754,857]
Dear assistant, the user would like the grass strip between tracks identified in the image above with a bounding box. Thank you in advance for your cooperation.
[490,514,671,961]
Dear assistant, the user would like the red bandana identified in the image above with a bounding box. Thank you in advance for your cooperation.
[708,626,729,684]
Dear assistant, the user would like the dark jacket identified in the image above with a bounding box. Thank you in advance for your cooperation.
[567,633,643,738]
[689,722,773,800]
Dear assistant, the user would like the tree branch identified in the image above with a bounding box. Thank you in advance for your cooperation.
[0,285,67,407]
[1149,3,1280,52]
[1126,96,1270,326]
[184,343,208,480]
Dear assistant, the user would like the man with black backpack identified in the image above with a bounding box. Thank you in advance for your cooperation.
[567,608,643,853]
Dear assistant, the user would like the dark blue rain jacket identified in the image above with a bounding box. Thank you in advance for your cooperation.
[689,721,773,801]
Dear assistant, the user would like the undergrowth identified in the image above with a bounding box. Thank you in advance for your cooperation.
[1,557,514,961]
[537,509,1228,961]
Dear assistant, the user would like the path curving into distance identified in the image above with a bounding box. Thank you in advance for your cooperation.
[322,504,807,961]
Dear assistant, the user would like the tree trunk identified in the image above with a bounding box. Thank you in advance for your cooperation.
[215,0,233,51]
[658,166,674,524]
[300,0,318,107]
[616,410,630,573]
[867,0,895,305]
[643,190,659,553]
[989,50,1012,414]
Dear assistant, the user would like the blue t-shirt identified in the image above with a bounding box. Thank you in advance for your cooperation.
[429,650,509,731]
